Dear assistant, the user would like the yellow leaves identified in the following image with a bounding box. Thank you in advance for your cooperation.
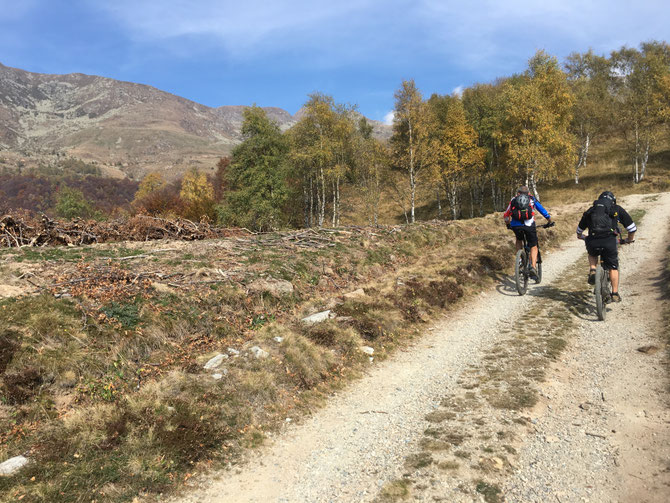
[179,168,215,221]
[134,172,166,202]
[180,169,214,205]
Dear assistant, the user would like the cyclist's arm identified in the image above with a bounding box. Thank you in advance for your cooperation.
[533,199,551,222]
[617,206,637,242]
[576,212,589,239]
[503,202,512,224]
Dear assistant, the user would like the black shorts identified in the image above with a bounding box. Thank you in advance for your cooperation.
[585,235,618,270]
[512,225,538,247]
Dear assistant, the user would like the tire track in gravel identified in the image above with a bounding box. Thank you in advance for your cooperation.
[175,193,670,503]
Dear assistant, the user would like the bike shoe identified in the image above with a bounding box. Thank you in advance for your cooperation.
[611,292,622,303]
[529,266,538,279]
[587,270,596,285]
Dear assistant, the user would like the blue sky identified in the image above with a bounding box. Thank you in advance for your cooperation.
[1,0,668,123]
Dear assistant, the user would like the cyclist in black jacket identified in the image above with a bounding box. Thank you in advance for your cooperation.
[576,191,636,302]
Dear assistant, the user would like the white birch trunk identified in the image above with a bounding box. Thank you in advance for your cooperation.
[410,168,416,224]
[641,138,649,181]
[330,180,337,227]
[409,118,416,224]
[634,122,640,184]
[469,188,474,219]
[436,187,442,218]
[530,171,540,202]
[318,167,325,227]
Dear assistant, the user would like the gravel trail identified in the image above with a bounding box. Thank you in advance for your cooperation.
[504,193,670,502]
[176,193,670,503]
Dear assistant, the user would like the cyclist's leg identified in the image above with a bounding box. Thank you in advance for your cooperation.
[585,237,599,284]
[587,254,598,270]
[600,238,620,293]
[524,226,539,268]
[512,228,525,252]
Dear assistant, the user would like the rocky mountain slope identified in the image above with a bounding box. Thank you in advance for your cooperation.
[0,63,390,179]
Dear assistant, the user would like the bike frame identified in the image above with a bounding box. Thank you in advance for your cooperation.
[512,222,553,296]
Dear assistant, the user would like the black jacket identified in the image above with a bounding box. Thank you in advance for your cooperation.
[577,203,636,237]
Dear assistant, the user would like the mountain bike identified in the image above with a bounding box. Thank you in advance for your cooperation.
[513,222,555,296]
[588,235,633,321]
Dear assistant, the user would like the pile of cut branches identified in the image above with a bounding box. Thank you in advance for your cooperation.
[0,212,249,248]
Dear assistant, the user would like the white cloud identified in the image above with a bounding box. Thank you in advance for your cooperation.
[452,85,464,97]
[383,111,395,125]
[90,0,670,85]
[97,1,382,56]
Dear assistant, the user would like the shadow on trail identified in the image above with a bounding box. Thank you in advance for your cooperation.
[527,285,596,321]
[494,271,600,321]
[494,270,611,323]
[494,273,521,297]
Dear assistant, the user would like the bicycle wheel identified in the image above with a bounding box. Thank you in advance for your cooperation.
[595,264,606,321]
[515,249,528,296]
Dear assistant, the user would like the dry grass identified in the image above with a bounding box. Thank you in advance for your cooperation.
[0,196,637,502]
[376,478,412,502]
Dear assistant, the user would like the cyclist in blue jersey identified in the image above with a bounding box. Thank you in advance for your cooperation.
[503,186,553,279]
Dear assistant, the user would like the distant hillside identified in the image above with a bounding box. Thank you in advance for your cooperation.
[0,63,390,179]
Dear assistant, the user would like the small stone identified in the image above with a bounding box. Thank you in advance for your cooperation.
[273,336,284,343]
[204,353,227,370]
[637,345,660,354]
[0,455,29,476]
[227,347,240,356]
[301,310,335,325]
[545,435,560,443]
[360,346,374,355]
[212,373,223,380]
[250,346,269,359]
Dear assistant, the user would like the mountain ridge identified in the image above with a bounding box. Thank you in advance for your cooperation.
[0,63,390,179]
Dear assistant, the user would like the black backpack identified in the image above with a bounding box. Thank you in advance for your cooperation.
[588,198,617,237]
[510,194,532,221]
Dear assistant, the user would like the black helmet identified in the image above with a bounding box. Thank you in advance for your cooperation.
[598,191,616,204]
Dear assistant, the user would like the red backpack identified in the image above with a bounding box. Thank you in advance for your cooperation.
[510,194,533,221]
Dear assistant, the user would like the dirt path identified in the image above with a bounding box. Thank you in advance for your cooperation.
[505,193,670,502]
[175,193,670,503]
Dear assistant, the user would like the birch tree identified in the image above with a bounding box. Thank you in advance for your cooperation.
[390,80,431,223]
[499,51,575,199]
[428,95,485,219]
[565,50,614,183]
[611,42,670,182]
[462,82,509,211]
[354,117,390,226]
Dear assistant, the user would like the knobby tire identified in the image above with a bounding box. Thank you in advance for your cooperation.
[515,249,528,296]
[595,264,606,321]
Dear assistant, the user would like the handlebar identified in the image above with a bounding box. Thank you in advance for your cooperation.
[576,234,634,244]
[541,222,555,229]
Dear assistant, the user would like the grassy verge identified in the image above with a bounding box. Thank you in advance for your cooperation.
[0,209,580,502]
